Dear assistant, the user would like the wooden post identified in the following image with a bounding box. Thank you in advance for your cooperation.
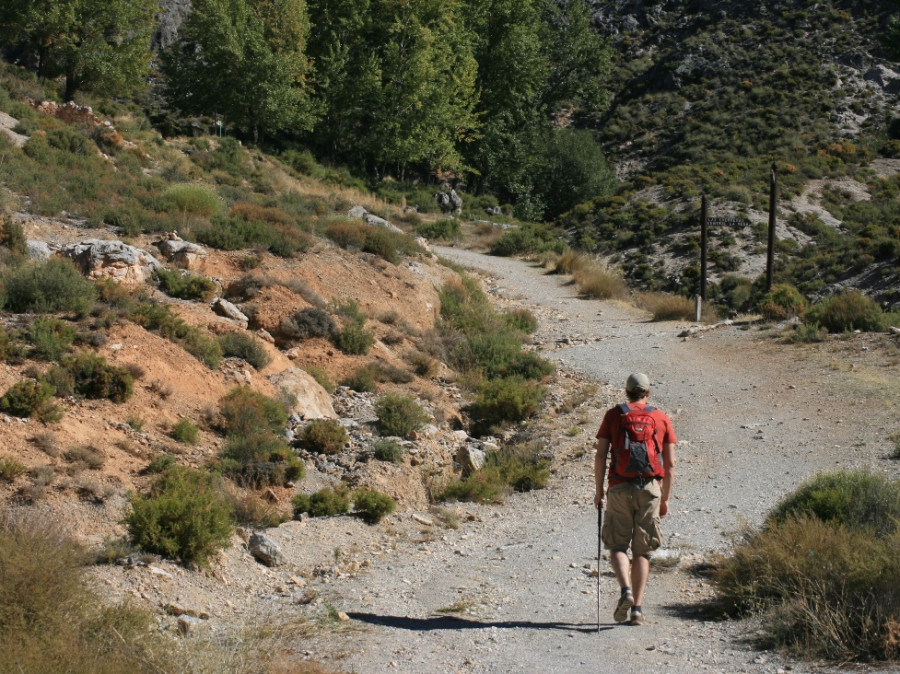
[700,194,708,301]
[766,163,778,292]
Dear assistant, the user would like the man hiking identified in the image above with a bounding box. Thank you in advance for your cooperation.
[593,373,677,625]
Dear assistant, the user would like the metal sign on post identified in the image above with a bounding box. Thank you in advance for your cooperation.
[706,216,751,227]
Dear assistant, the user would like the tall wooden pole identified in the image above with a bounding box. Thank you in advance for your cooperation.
[700,194,708,301]
[766,162,778,292]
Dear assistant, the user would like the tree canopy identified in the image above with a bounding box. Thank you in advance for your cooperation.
[162,0,317,143]
[306,0,478,177]
[0,0,157,101]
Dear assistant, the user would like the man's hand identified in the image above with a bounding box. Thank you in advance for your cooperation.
[594,491,605,510]
[659,498,669,517]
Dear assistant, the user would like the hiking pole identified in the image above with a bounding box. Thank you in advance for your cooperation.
[597,503,603,632]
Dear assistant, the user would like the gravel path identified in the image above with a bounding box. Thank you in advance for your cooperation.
[303,247,898,674]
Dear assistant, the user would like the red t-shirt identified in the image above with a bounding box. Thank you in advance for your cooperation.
[596,402,676,486]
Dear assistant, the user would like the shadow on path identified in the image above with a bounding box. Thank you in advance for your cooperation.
[348,612,610,634]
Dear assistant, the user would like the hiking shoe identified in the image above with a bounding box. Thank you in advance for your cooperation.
[630,609,645,626]
[613,590,634,622]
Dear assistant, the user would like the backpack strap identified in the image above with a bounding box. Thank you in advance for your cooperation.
[619,404,655,413]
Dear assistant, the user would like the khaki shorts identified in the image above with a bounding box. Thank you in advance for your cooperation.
[602,480,663,558]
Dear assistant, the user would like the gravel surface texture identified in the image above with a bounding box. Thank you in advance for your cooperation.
[297,247,897,674]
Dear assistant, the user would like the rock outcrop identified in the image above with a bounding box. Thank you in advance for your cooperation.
[59,239,161,283]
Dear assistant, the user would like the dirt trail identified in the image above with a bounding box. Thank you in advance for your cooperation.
[304,248,899,674]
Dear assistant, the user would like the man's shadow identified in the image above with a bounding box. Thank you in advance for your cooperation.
[347,612,612,634]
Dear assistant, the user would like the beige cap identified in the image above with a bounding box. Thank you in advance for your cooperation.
[626,373,651,393]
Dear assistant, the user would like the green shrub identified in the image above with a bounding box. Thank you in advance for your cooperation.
[129,302,221,368]
[361,226,401,264]
[468,377,543,431]
[417,219,460,240]
[171,418,199,444]
[219,386,288,437]
[336,321,375,355]
[438,469,506,504]
[372,438,405,463]
[290,493,310,517]
[159,183,224,218]
[218,331,271,369]
[0,214,27,260]
[40,364,74,397]
[125,466,233,567]
[220,433,305,487]
[179,328,222,369]
[768,469,900,537]
[439,442,550,504]
[353,488,396,524]
[298,419,348,454]
[0,379,60,421]
[59,351,133,402]
[452,331,554,380]
[503,308,539,334]
[146,454,176,474]
[493,442,552,493]
[340,365,377,392]
[759,283,807,320]
[374,393,430,438]
[0,457,27,482]
[1,258,96,317]
[155,268,217,302]
[304,365,335,393]
[27,316,75,361]
[789,322,826,343]
[281,307,338,341]
[805,291,886,333]
[294,485,351,518]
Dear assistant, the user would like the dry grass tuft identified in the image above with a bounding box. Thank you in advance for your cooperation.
[635,292,718,322]
[572,263,627,300]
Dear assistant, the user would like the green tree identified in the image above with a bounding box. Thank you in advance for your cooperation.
[462,0,611,219]
[538,128,616,219]
[0,0,157,101]
[163,0,317,143]
[887,13,900,59]
[306,0,479,176]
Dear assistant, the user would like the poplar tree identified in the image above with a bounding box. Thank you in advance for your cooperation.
[162,0,317,143]
[306,0,479,176]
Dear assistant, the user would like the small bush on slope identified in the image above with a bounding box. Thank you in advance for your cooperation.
[125,466,233,567]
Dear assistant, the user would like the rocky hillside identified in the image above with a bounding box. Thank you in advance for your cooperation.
[564,0,900,309]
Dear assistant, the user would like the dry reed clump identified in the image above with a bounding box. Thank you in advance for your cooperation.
[548,249,590,275]
[572,261,627,299]
[0,509,169,673]
[635,291,719,322]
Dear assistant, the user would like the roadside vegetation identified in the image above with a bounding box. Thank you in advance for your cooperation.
[714,469,900,662]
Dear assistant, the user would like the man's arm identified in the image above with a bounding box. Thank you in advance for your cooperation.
[659,442,676,517]
[593,438,610,509]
